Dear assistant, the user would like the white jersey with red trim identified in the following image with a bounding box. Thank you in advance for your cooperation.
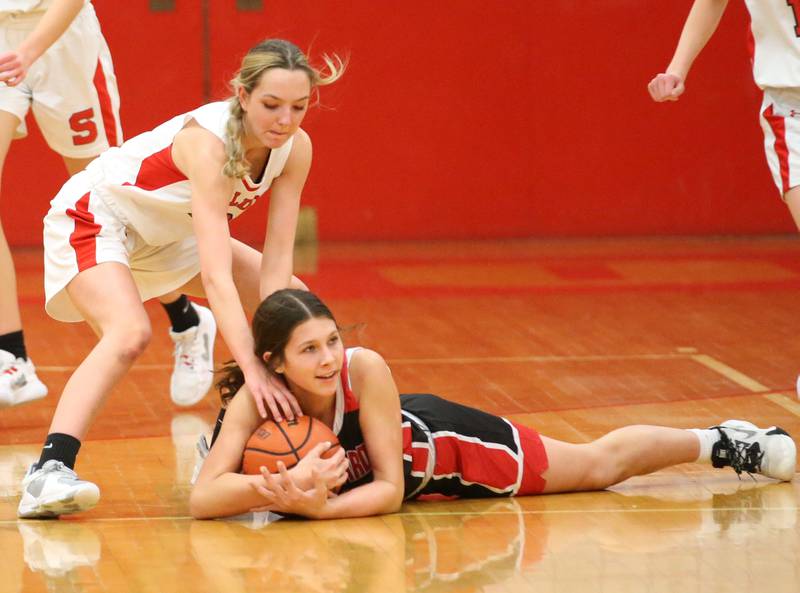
[85,101,294,246]
[745,0,800,88]
[0,0,89,17]
[0,0,50,16]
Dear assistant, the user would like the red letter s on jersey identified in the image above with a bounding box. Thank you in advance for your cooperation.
[69,108,98,146]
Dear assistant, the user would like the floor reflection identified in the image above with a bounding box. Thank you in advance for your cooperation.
[19,521,101,578]
[0,476,797,592]
[186,484,800,593]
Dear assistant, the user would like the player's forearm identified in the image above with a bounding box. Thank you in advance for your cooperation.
[315,480,403,519]
[190,473,265,519]
[259,229,295,299]
[259,252,293,301]
[201,276,260,373]
[666,0,729,80]
[259,187,301,299]
[16,0,84,63]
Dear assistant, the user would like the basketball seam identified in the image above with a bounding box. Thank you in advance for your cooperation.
[243,446,297,456]
[274,420,309,465]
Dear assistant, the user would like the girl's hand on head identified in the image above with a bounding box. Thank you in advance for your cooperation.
[244,363,303,421]
[647,73,685,102]
[0,50,31,87]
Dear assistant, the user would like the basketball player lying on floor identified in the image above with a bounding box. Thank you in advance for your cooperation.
[190,289,798,520]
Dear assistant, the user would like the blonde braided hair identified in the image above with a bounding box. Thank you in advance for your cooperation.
[223,39,345,179]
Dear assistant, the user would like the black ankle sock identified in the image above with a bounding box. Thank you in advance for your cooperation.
[0,330,26,360]
[161,295,200,333]
[36,433,81,470]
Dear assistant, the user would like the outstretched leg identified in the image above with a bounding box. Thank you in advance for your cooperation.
[540,425,700,493]
[540,420,796,494]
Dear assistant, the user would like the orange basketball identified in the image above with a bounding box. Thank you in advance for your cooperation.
[241,415,341,475]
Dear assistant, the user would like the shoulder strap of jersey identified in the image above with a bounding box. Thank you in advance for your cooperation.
[332,347,362,434]
[182,102,228,143]
[341,347,362,408]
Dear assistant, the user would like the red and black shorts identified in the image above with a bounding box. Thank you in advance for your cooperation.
[400,393,549,500]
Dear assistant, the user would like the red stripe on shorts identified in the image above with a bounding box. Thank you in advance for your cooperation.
[763,104,790,194]
[66,192,101,271]
[512,422,548,495]
[431,434,519,491]
[402,424,430,474]
[93,59,119,147]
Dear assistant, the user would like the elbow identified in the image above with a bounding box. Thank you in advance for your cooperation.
[384,484,404,515]
[189,489,214,520]
[199,271,222,295]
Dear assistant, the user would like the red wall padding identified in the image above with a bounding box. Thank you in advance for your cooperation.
[1,1,793,246]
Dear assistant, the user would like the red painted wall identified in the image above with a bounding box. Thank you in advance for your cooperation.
[1,1,792,246]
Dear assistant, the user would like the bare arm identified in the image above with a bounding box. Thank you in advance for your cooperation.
[0,0,85,86]
[259,128,312,298]
[253,349,406,519]
[648,0,729,102]
[171,125,297,420]
[189,387,266,519]
[319,350,405,517]
[190,385,347,518]
[172,126,260,383]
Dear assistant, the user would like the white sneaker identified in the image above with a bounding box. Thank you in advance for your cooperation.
[0,349,47,407]
[18,522,101,577]
[17,460,100,518]
[711,420,797,482]
[169,303,216,406]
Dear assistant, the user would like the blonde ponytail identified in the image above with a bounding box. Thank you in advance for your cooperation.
[223,99,249,179]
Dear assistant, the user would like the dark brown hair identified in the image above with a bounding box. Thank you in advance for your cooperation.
[216,289,337,405]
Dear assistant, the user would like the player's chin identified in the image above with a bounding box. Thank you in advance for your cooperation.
[311,379,338,397]
[263,131,291,147]
[296,378,333,397]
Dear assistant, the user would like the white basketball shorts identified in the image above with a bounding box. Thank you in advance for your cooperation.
[760,87,800,197]
[0,3,122,157]
[44,169,201,322]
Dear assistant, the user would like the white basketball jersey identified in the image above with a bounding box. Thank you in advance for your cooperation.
[744,0,800,88]
[87,101,294,246]
[0,0,87,17]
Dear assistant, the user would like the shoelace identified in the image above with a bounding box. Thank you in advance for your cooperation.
[1,357,20,376]
[714,428,764,481]
[43,460,66,473]
[174,329,201,370]
[28,461,75,482]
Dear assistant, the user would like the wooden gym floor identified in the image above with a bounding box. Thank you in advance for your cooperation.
[1,236,799,593]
